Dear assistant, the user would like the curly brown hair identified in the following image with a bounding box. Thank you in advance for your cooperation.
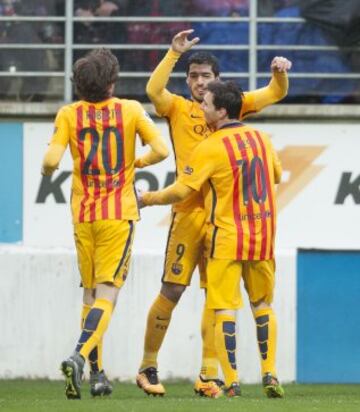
[72,48,119,102]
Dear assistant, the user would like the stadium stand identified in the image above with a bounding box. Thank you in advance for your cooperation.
[0,0,359,105]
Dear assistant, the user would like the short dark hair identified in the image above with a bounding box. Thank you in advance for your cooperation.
[72,48,119,102]
[207,80,244,119]
[186,52,220,77]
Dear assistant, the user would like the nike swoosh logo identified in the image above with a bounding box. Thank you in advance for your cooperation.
[190,114,203,119]
[156,316,170,321]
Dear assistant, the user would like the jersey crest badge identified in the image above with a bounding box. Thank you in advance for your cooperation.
[183,166,193,175]
[171,262,183,275]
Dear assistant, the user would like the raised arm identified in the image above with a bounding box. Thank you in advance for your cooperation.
[242,56,292,118]
[146,29,199,116]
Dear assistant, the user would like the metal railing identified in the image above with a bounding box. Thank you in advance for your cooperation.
[0,0,359,104]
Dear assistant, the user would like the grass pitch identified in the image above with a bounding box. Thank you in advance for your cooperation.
[0,380,359,412]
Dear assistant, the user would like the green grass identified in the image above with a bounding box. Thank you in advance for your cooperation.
[0,380,359,412]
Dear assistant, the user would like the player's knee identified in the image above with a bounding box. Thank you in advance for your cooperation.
[95,282,120,303]
[250,298,271,312]
[83,288,95,305]
[161,282,186,303]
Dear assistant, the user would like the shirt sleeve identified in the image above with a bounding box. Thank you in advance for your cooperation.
[142,182,193,206]
[134,102,169,166]
[272,145,282,184]
[240,71,288,120]
[41,107,70,175]
[50,106,70,147]
[265,135,282,184]
[146,48,181,117]
[178,141,216,191]
[135,102,165,144]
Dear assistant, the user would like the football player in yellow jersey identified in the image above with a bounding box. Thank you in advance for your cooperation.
[136,29,291,397]
[140,80,284,398]
[41,48,169,399]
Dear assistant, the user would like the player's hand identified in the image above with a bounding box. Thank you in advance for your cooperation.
[41,166,55,176]
[171,29,200,54]
[134,158,143,168]
[95,1,119,16]
[271,56,292,73]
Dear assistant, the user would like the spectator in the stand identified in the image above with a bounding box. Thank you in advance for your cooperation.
[192,0,249,16]
[258,0,275,17]
[74,0,101,44]
[95,0,127,44]
[74,1,127,45]
[126,0,190,72]
[96,0,122,16]
[258,0,355,103]
[0,1,53,101]
[127,0,192,16]
[0,0,16,16]
[191,1,249,75]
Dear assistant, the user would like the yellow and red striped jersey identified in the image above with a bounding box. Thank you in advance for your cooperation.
[159,92,264,213]
[50,98,162,223]
[179,122,282,261]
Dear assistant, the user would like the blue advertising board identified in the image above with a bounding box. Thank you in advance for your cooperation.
[0,123,23,242]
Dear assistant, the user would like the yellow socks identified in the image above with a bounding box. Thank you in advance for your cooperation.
[80,304,91,329]
[81,304,103,372]
[254,307,277,376]
[214,313,238,387]
[76,298,113,360]
[140,293,176,370]
[200,306,218,379]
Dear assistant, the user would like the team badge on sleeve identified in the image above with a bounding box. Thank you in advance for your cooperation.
[183,165,193,175]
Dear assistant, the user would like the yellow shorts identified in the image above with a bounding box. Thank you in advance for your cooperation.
[74,220,135,289]
[206,258,275,309]
[162,211,207,287]
[243,259,275,305]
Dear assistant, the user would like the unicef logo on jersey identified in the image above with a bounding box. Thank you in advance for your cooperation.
[171,262,183,275]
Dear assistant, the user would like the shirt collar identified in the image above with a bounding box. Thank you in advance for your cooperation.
[218,121,243,130]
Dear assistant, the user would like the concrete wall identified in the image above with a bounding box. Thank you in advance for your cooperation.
[0,246,296,383]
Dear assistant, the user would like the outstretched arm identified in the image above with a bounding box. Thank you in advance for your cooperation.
[141,181,194,206]
[146,29,200,115]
